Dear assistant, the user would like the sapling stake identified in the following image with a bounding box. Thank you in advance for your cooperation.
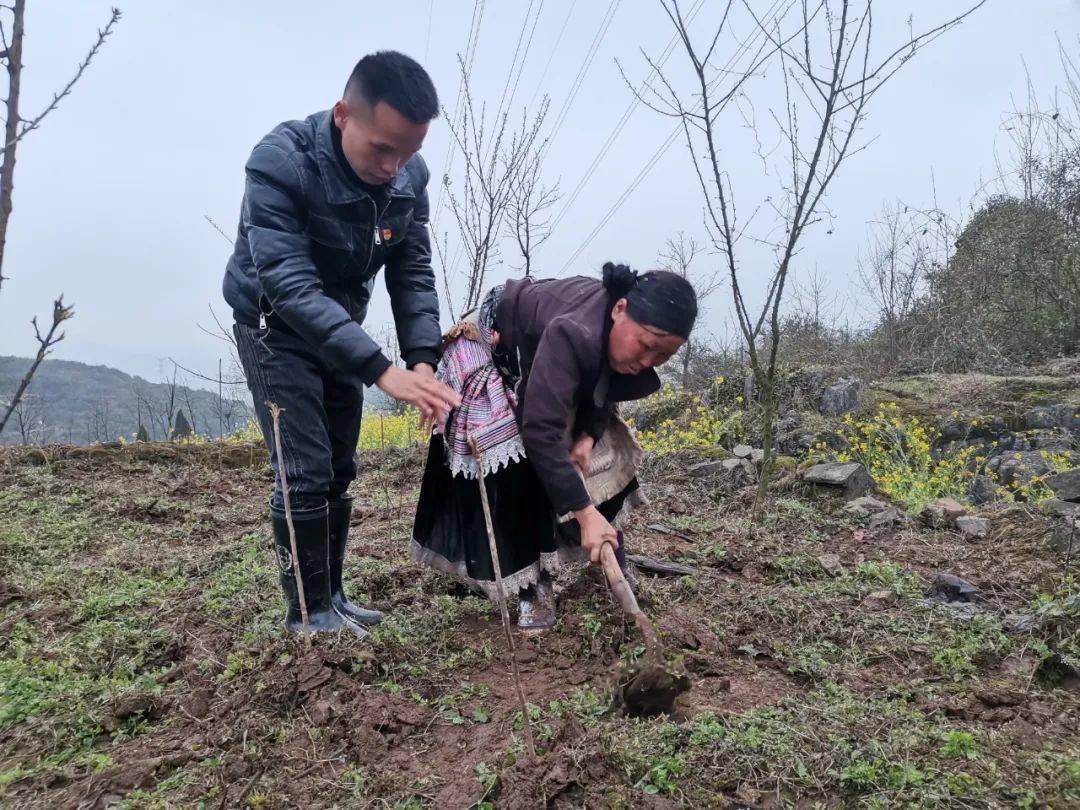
[469,436,536,758]
[268,401,311,646]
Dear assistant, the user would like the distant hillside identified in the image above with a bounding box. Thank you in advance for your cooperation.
[1,356,407,446]
[0,357,250,445]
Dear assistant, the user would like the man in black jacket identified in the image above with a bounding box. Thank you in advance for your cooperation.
[224,51,459,638]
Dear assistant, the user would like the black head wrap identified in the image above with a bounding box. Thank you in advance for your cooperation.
[601,262,697,340]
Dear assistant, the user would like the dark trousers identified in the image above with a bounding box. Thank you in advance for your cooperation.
[234,322,364,511]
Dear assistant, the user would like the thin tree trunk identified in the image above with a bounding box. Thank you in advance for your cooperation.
[0,0,26,290]
[751,371,777,519]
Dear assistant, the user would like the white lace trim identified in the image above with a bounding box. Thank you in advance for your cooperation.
[409,538,587,600]
[446,435,527,480]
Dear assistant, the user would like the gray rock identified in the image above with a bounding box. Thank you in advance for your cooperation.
[922,600,985,620]
[955,515,991,539]
[844,496,889,518]
[713,457,756,485]
[863,589,896,610]
[688,459,728,478]
[1046,468,1080,503]
[787,367,831,402]
[929,572,979,603]
[869,506,904,530]
[1009,613,1039,633]
[1044,499,1080,520]
[817,553,843,576]
[989,451,1051,488]
[967,474,1000,506]
[1031,431,1075,453]
[775,431,806,456]
[920,497,967,529]
[820,377,861,416]
[803,462,874,498]
[937,416,968,442]
[750,448,765,464]
[776,413,802,433]
[1048,521,1080,555]
[1024,404,1080,431]
[732,444,754,459]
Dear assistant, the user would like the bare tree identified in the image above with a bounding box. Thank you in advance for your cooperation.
[776,265,854,368]
[635,0,986,516]
[507,158,560,277]
[656,232,722,388]
[790,266,841,331]
[858,204,921,341]
[132,363,181,441]
[10,391,44,444]
[208,358,244,438]
[162,363,179,438]
[132,380,162,440]
[181,385,201,437]
[0,3,120,425]
[0,2,121,284]
[89,396,112,443]
[174,302,256,439]
[0,297,73,434]
[439,57,553,317]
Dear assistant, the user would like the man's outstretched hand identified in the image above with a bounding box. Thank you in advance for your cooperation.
[376,365,459,426]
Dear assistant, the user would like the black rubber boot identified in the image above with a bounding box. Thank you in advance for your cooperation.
[328,494,384,626]
[271,503,368,638]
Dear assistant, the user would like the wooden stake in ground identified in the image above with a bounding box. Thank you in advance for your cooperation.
[469,437,536,758]
[268,401,311,646]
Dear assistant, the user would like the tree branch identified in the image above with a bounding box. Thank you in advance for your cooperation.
[1,7,121,157]
[0,296,73,434]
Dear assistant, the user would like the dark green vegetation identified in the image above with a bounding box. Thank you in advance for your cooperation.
[1,443,1078,808]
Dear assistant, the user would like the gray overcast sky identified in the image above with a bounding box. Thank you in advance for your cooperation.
[1,0,1078,386]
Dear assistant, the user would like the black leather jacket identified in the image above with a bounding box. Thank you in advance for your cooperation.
[223,110,441,385]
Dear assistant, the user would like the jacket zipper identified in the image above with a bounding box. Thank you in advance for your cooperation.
[360,193,392,279]
[360,197,378,278]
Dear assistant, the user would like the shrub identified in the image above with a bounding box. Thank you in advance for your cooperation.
[626,380,745,456]
[227,419,263,444]
[358,408,426,450]
[818,403,978,513]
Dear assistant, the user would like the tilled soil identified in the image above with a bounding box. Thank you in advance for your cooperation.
[1,443,1078,808]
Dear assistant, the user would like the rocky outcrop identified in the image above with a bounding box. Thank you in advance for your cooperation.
[821,378,861,416]
[802,461,874,498]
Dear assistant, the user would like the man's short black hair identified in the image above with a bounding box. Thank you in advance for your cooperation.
[344,51,439,124]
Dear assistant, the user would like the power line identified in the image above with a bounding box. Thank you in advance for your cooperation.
[555,0,793,276]
[542,0,622,156]
[546,0,707,237]
[424,0,434,61]
[432,0,487,233]
[527,0,579,111]
[444,0,546,285]
[506,0,546,115]
[492,0,544,128]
